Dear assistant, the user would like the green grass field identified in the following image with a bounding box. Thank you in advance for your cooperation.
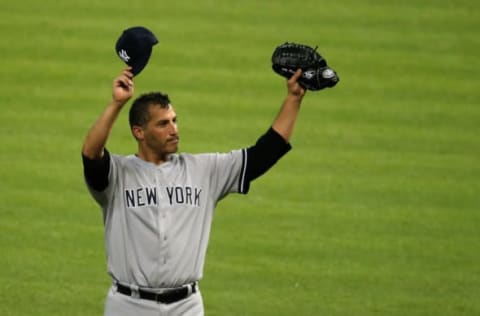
[1,0,479,315]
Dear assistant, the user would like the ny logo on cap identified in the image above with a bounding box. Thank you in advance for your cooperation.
[118,49,131,62]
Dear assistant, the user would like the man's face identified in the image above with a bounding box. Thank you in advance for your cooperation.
[139,104,179,157]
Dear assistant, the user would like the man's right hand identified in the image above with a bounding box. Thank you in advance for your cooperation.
[112,67,134,106]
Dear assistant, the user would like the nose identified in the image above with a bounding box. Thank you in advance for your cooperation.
[169,121,178,135]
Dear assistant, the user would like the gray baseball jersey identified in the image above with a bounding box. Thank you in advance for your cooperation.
[86,149,248,289]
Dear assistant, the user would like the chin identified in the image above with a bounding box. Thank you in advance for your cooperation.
[169,145,179,153]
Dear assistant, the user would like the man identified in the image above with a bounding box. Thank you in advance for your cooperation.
[82,66,306,316]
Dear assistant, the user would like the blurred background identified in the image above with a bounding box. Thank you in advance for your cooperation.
[0,1,479,315]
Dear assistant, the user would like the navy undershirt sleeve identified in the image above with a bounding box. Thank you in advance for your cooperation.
[245,127,292,182]
[82,149,111,192]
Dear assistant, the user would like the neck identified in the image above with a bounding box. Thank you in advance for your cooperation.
[136,150,170,165]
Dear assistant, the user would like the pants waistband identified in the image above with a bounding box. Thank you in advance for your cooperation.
[115,282,197,304]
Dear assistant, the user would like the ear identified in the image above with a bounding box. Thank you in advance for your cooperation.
[132,125,144,141]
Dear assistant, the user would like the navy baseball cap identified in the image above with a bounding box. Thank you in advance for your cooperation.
[115,26,159,76]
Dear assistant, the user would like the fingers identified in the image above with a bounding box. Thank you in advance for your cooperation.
[287,69,306,97]
[116,67,134,88]
[112,67,135,105]
[123,66,133,80]
[290,69,303,82]
[122,67,134,85]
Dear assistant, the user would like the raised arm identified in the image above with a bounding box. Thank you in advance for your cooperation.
[82,68,134,160]
[271,69,306,142]
[241,70,307,188]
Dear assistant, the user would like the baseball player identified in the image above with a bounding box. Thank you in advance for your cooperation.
[81,66,306,316]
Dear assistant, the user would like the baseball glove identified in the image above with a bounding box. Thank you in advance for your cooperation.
[271,42,339,91]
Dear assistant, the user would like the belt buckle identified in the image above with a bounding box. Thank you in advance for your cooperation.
[154,292,162,303]
[154,290,174,304]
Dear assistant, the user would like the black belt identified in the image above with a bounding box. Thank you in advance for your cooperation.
[116,282,197,304]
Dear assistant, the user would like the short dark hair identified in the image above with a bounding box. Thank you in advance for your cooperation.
[129,92,171,128]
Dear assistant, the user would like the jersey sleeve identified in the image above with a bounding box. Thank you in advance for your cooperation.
[204,149,249,201]
[82,149,118,208]
[205,128,292,201]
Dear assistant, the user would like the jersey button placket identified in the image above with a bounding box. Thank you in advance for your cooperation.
[158,207,168,264]
[160,212,169,266]
[157,170,169,267]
